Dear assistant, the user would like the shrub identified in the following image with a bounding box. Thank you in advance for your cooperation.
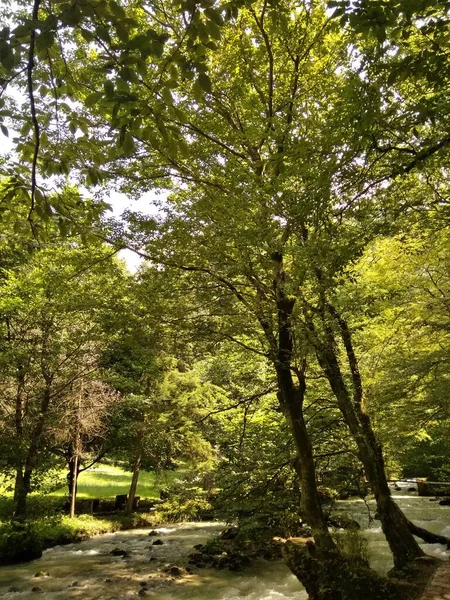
[0,521,43,564]
[332,528,370,568]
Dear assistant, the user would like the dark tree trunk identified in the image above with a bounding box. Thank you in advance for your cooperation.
[309,302,423,569]
[69,452,79,518]
[276,363,335,553]
[13,469,28,520]
[267,253,397,598]
[13,468,32,520]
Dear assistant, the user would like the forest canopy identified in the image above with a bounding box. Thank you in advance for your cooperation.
[1,0,450,597]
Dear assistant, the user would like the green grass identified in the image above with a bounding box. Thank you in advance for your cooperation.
[0,463,186,520]
[54,464,181,499]
[0,463,183,501]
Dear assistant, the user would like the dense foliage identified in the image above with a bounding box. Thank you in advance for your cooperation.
[1,0,450,595]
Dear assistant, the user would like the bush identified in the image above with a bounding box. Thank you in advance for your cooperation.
[332,528,370,568]
[156,496,212,522]
[0,521,43,564]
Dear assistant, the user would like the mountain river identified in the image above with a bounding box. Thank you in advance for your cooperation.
[1,483,449,600]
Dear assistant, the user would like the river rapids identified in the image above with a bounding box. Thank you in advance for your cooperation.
[1,484,449,600]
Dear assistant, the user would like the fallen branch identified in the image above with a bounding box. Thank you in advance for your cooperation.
[407,519,450,547]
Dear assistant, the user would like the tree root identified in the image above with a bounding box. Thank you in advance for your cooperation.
[407,519,450,547]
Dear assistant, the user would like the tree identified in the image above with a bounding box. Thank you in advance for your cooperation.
[4,0,449,591]
[108,365,225,512]
[351,227,450,478]
[0,242,126,517]
[53,379,119,518]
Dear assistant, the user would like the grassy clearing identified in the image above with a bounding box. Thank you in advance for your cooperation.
[72,464,180,499]
[0,464,186,521]
[0,463,182,500]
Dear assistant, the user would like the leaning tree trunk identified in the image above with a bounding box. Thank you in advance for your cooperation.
[310,302,423,569]
[267,252,399,599]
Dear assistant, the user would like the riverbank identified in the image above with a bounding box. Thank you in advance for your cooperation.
[0,511,159,564]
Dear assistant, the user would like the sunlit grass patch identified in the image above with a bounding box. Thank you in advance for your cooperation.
[0,463,186,521]
[73,464,181,499]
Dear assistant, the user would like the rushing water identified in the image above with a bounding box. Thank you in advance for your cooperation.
[1,483,449,600]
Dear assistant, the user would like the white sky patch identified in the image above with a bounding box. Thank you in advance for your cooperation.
[107,190,165,273]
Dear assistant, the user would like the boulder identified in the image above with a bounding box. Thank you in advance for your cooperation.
[162,564,186,578]
[152,539,164,546]
[110,548,130,557]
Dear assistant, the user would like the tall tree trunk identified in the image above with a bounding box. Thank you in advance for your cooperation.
[68,385,82,518]
[269,252,397,598]
[271,252,336,554]
[276,365,335,553]
[309,302,423,569]
[13,468,29,520]
[126,453,141,513]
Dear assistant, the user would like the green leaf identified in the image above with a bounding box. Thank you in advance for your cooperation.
[0,124,8,137]
[116,21,129,43]
[0,46,14,71]
[104,80,114,97]
[198,73,212,94]
[205,8,224,25]
[122,132,136,154]
[109,0,127,20]
[36,30,54,53]
[204,19,221,41]
[80,28,95,42]
[161,87,174,105]
[193,78,203,102]
[178,137,190,158]
[85,91,103,107]
[34,187,44,203]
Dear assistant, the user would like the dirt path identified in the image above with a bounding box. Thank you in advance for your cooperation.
[421,562,450,600]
